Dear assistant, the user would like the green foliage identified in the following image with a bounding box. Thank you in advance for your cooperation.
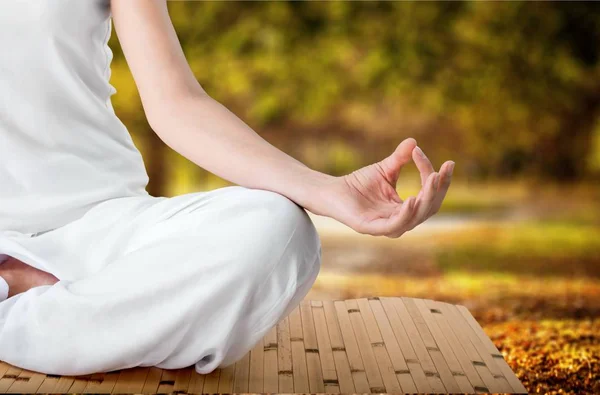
[588,120,600,172]
[108,1,600,194]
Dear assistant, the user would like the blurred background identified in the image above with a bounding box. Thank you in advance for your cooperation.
[109,2,599,393]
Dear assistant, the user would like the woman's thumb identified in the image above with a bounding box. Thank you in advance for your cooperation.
[380,138,417,183]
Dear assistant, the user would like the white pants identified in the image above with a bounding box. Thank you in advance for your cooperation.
[0,186,322,376]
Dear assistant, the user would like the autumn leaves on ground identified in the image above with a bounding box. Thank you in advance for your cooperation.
[307,182,600,394]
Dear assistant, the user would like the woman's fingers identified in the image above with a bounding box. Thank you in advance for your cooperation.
[412,145,435,187]
[384,196,417,237]
[406,171,439,231]
[387,196,419,238]
[360,196,417,237]
[426,161,454,219]
[404,161,453,232]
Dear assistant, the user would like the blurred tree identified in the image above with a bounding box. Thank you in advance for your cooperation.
[108,1,600,194]
[440,2,600,181]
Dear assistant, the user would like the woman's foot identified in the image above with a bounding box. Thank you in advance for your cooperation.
[0,256,59,298]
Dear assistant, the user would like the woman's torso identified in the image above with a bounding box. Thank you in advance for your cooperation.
[0,0,150,235]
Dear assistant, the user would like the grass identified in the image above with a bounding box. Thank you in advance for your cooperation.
[434,221,600,278]
[313,271,600,320]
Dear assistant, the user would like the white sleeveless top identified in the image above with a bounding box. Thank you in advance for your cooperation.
[0,0,150,235]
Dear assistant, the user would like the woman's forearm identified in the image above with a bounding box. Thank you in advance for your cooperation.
[147,92,337,214]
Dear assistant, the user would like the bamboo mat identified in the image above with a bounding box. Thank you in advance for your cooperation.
[0,297,527,394]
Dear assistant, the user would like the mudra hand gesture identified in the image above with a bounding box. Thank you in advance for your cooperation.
[318,138,454,238]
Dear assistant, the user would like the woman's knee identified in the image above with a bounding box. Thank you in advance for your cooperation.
[232,188,322,280]
[248,188,319,250]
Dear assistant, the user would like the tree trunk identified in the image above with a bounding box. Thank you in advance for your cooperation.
[538,84,600,181]
[144,126,169,197]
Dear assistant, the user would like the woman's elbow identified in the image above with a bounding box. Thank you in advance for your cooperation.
[144,86,211,132]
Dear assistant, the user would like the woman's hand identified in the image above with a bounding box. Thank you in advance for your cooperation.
[315,138,454,238]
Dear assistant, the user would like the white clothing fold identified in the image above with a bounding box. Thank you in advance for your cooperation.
[0,186,322,375]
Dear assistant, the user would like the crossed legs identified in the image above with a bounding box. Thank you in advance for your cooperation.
[0,186,322,375]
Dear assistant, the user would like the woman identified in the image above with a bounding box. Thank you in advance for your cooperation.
[0,0,454,376]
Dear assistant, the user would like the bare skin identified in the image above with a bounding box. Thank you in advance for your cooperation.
[0,256,59,298]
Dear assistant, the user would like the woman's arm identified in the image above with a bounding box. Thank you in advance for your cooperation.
[111,0,454,238]
[111,0,334,211]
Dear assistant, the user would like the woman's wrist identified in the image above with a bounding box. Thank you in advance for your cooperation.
[289,167,342,217]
